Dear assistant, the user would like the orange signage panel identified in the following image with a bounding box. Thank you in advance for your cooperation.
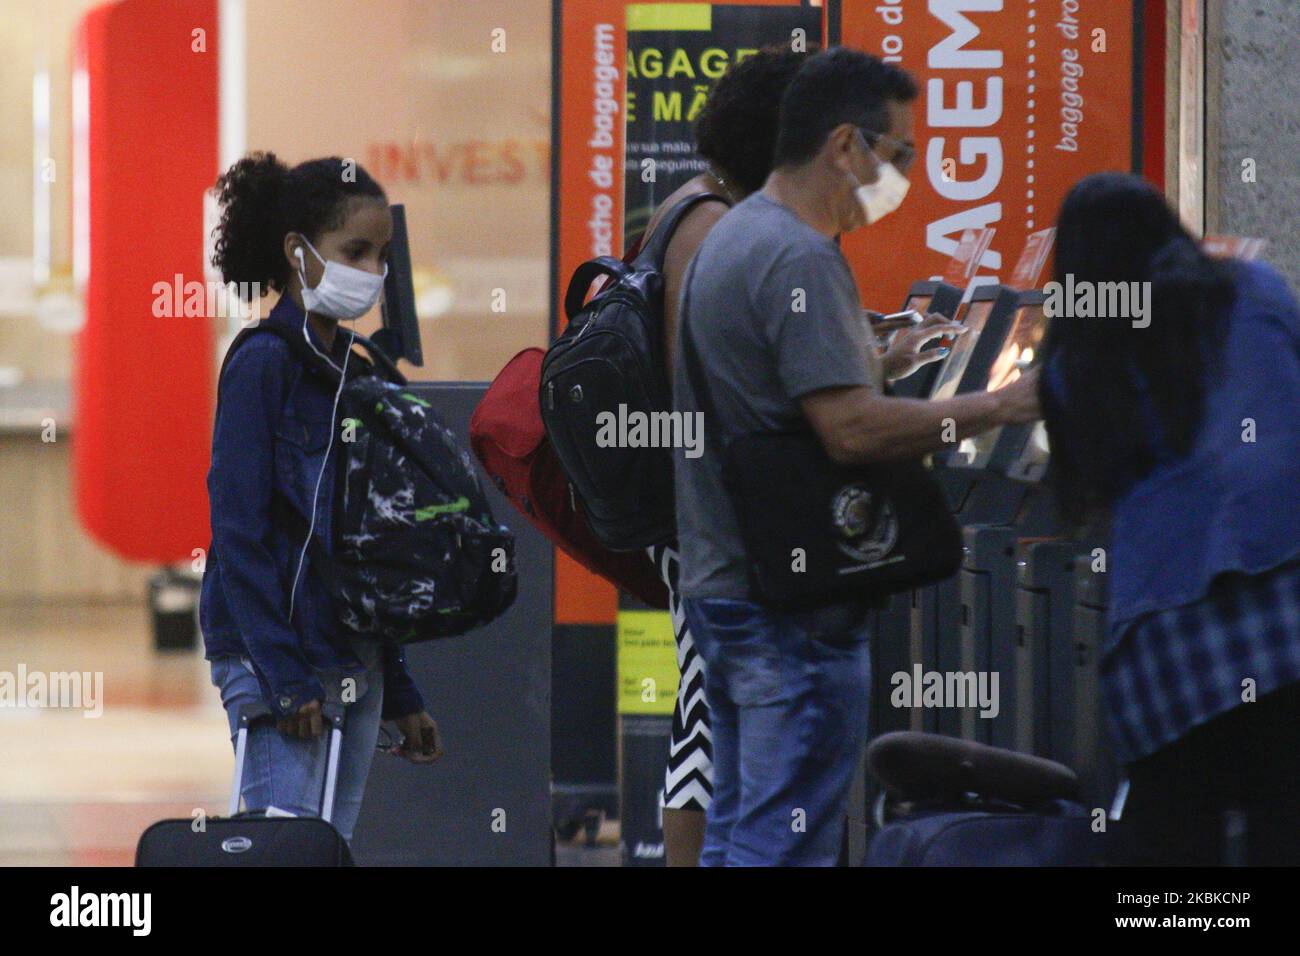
[840,1,1135,310]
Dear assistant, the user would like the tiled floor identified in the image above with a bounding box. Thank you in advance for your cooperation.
[0,602,230,865]
[0,601,625,866]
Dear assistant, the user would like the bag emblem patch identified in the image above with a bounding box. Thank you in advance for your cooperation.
[831,484,899,564]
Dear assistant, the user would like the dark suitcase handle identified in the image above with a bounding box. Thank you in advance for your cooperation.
[867,731,1079,808]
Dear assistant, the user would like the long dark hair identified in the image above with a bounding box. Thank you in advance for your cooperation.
[1040,172,1236,524]
[211,153,386,300]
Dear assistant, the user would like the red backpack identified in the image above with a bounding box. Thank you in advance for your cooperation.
[469,347,669,608]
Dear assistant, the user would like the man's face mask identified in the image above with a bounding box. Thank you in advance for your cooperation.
[295,236,387,320]
[849,129,911,225]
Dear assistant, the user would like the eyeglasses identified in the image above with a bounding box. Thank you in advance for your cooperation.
[860,128,915,175]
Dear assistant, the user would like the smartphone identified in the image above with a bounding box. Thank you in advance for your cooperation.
[877,310,925,348]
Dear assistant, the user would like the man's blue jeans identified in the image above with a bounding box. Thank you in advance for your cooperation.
[210,640,386,843]
[682,597,873,866]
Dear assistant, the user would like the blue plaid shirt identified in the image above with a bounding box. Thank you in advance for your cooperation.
[1102,558,1300,764]
[1100,260,1300,763]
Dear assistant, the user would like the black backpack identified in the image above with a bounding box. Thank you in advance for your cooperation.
[541,192,728,551]
[217,322,517,644]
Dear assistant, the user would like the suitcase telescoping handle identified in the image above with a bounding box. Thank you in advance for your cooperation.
[229,700,347,823]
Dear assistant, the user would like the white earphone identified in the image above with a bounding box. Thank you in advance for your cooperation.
[285,243,355,622]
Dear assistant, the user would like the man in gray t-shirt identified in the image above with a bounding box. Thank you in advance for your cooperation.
[669,49,1039,867]
[673,191,883,600]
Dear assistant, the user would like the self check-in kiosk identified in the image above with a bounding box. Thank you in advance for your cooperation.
[946,293,1062,747]
[1012,537,1093,764]
[859,277,966,852]
[952,294,1105,768]
[905,283,1033,737]
[868,278,968,746]
[1070,553,1118,809]
[377,203,424,367]
[1005,408,1105,766]
[347,235,554,863]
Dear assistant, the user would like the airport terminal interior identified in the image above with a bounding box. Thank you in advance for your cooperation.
[0,0,1297,869]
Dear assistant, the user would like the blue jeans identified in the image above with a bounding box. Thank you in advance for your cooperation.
[682,597,872,866]
[210,640,386,842]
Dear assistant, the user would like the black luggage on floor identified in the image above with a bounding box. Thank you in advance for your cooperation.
[862,731,1101,866]
[136,701,354,866]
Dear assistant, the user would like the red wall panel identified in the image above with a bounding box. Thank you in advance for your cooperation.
[74,0,218,563]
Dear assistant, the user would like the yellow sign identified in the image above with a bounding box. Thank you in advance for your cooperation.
[617,611,679,716]
[626,4,712,32]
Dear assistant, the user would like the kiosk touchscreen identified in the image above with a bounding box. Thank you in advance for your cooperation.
[945,292,1048,472]
[927,283,1024,499]
[376,203,424,367]
[927,298,989,401]
[903,278,963,320]
[889,280,964,400]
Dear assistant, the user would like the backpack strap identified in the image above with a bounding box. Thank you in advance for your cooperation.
[563,193,731,321]
[632,191,731,271]
[678,254,727,446]
[563,256,630,321]
[215,320,407,415]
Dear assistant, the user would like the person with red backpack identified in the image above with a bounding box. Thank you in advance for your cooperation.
[476,45,965,865]
[474,47,814,864]
[633,48,812,865]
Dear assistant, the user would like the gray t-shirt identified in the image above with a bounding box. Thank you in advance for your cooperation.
[672,192,883,599]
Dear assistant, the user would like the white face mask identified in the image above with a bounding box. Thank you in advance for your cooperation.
[296,237,387,320]
[853,160,910,224]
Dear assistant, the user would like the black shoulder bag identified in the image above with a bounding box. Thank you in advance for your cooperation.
[678,261,962,610]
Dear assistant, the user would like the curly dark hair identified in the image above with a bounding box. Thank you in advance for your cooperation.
[210,152,386,300]
[694,45,817,196]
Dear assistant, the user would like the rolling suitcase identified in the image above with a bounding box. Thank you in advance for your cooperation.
[136,701,354,866]
[862,731,1101,866]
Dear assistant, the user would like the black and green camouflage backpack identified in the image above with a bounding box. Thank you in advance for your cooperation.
[219,322,518,644]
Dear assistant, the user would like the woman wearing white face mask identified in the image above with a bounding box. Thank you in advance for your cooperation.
[202,153,442,844]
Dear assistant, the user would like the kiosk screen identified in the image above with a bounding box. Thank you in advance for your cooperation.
[928,299,988,401]
[950,303,1047,468]
[987,302,1046,391]
[903,293,933,315]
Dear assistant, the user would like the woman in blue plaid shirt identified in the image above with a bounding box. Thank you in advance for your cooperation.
[1040,173,1300,866]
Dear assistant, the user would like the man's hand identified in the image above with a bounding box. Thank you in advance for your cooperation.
[393,711,444,765]
[881,312,966,381]
[990,366,1041,424]
[867,311,917,345]
[277,699,323,739]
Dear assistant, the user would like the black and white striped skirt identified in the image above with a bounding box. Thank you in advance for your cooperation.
[648,543,714,811]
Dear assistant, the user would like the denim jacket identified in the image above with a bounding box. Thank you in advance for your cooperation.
[199,294,425,720]
[1104,260,1300,636]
